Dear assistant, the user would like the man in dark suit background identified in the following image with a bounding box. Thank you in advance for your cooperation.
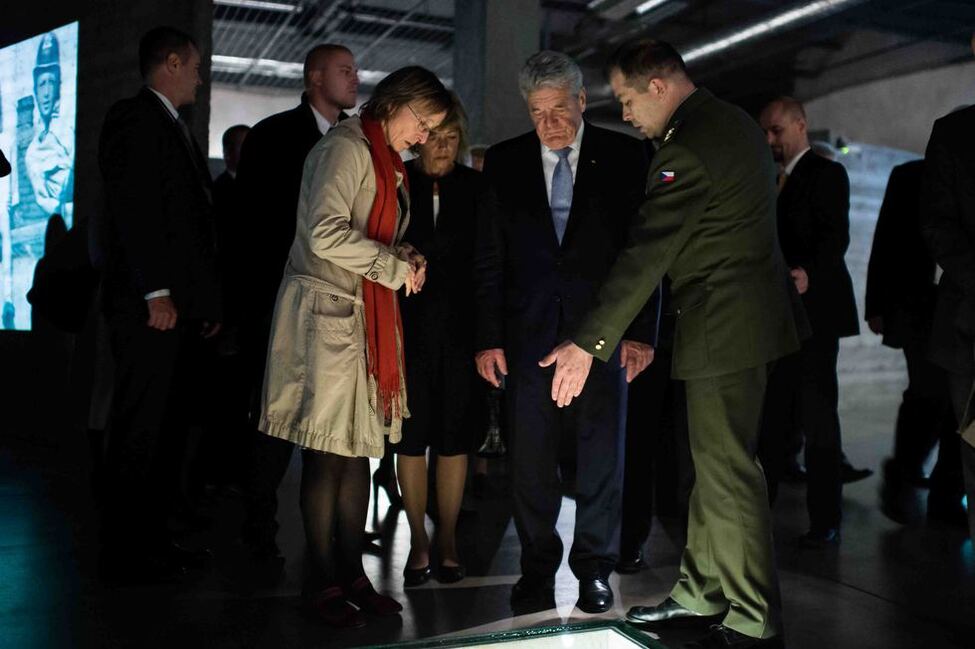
[97,26,221,582]
[866,160,964,524]
[234,43,359,564]
[921,102,975,540]
[759,97,860,547]
[475,50,656,614]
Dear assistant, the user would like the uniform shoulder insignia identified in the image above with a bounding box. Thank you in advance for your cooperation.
[662,120,682,144]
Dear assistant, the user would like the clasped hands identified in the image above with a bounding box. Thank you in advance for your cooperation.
[400,243,427,296]
[477,339,653,408]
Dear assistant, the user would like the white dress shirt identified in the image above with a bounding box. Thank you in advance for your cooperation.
[784,146,811,177]
[148,87,179,121]
[310,104,335,136]
[541,121,585,206]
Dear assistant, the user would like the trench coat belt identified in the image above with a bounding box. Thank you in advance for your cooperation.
[286,272,364,306]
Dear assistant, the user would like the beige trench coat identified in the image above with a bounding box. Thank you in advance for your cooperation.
[258,117,411,458]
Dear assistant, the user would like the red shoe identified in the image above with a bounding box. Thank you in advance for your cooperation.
[346,576,403,616]
[304,586,366,628]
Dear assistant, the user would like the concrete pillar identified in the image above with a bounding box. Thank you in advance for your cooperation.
[454,0,541,146]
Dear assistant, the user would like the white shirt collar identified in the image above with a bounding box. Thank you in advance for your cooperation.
[147,87,179,121]
[784,146,811,176]
[310,104,334,136]
[541,120,585,157]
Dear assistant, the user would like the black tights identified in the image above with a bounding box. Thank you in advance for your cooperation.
[299,450,369,592]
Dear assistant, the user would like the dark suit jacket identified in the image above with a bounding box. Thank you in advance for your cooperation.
[777,150,859,339]
[574,88,800,379]
[234,94,347,321]
[401,161,483,349]
[921,106,975,374]
[865,160,937,348]
[475,122,657,364]
[98,87,220,321]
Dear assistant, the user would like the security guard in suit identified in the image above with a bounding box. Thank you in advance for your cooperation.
[541,39,799,649]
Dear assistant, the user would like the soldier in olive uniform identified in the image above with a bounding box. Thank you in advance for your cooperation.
[541,39,798,649]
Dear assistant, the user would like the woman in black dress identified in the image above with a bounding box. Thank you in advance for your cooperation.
[395,102,484,586]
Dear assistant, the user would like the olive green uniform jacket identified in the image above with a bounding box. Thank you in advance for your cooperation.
[575,88,801,377]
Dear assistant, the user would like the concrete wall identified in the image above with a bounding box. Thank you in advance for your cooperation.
[0,0,214,442]
[209,83,300,159]
[804,60,975,155]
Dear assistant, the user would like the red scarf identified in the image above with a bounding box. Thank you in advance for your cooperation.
[360,116,408,420]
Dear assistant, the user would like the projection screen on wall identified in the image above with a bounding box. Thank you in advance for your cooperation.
[0,21,78,331]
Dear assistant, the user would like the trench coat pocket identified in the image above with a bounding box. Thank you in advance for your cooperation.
[302,291,364,437]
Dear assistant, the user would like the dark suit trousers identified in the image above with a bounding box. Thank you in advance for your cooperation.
[620,348,692,555]
[892,342,962,502]
[757,352,801,503]
[800,334,843,531]
[241,312,295,548]
[506,346,627,580]
[101,315,198,552]
[945,363,975,540]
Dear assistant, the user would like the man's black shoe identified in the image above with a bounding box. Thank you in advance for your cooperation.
[683,625,784,648]
[626,597,724,627]
[841,460,873,484]
[616,551,648,574]
[795,528,840,548]
[577,578,613,613]
[511,575,556,615]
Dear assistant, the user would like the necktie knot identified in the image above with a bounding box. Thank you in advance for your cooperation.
[556,147,572,160]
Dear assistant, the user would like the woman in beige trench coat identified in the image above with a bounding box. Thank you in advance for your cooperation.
[258,66,453,628]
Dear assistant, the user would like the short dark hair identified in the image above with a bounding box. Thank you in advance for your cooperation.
[222,124,250,152]
[606,38,687,89]
[360,66,453,124]
[139,26,197,80]
[303,44,353,87]
[766,96,806,121]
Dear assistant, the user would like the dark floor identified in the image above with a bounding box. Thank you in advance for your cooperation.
[1,374,973,649]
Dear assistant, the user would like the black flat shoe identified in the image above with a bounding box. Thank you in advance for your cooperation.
[841,460,873,484]
[626,597,725,627]
[403,564,432,587]
[437,563,466,584]
[577,577,613,614]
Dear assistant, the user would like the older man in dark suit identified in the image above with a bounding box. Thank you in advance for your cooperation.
[759,97,860,547]
[234,43,359,563]
[98,26,221,583]
[475,50,656,614]
[921,102,975,540]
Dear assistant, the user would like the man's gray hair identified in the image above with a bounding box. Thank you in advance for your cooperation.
[518,50,584,100]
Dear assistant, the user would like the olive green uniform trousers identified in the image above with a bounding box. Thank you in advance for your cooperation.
[670,363,782,640]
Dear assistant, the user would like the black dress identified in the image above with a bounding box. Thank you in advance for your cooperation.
[395,160,486,456]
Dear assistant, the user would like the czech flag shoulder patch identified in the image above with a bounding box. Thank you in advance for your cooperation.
[660,170,676,183]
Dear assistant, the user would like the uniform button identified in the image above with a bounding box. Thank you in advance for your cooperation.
[595,344,603,351]
[598,339,605,345]
[370,272,379,280]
